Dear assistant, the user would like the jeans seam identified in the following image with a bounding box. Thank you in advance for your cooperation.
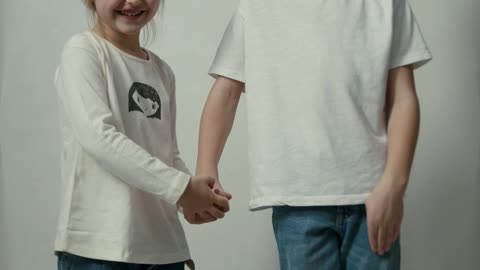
[336,207,345,238]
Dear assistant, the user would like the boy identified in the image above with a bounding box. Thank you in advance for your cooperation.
[194,0,431,269]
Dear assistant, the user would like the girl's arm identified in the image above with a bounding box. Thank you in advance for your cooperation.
[366,65,420,255]
[56,47,228,215]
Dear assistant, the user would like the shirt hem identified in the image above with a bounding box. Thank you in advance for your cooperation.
[54,233,191,265]
[248,194,371,211]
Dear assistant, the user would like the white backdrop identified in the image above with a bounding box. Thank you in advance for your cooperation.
[0,0,478,269]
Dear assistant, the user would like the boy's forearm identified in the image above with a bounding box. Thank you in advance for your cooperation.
[196,77,244,178]
[383,66,420,194]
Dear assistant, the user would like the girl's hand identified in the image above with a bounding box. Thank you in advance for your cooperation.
[365,177,404,256]
[178,176,229,224]
[187,181,233,224]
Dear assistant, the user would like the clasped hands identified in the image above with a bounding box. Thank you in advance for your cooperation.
[177,175,232,224]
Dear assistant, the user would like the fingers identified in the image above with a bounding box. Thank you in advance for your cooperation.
[184,213,202,225]
[212,193,229,210]
[381,224,400,254]
[385,230,393,253]
[213,202,229,213]
[385,225,397,252]
[368,220,378,254]
[393,224,400,242]
[214,188,232,200]
[184,205,216,225]
[368,222,401,256]
[197,212,217,223]
[385,224,400,254]
[218,189,232,200]
[377,225,399,256]
[213,190,230,212]
[208,206,226,219]
[377,227,386,256]
[184,211,219,225]
[215,203,230,213]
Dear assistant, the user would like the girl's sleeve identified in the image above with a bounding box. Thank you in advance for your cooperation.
[389,0,433,69]
[168,70,191,175]
[55,46,190,205]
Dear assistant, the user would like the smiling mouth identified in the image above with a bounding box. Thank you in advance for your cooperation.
[116,10,146,17]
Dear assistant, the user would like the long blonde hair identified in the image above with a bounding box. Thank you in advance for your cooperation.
[82,0,160,46]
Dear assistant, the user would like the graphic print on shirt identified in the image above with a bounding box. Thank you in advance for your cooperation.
[128,82,162,120]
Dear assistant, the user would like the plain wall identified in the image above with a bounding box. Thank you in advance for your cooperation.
[0,0,478,269]
[0,0,5,264]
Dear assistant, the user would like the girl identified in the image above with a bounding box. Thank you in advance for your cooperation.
[54,0,230,269]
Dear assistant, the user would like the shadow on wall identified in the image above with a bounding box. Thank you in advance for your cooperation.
[0,146,7,266]
[0,0,7,264]
[477,82,480,254]
[0,0,5,100]
[477,142,480,252]
[0,0,5,105]
[473,5,480,253]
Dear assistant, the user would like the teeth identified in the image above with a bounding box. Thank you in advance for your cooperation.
[120,11,142,16]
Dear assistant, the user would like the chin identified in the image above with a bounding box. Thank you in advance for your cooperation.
[116,26,143,36]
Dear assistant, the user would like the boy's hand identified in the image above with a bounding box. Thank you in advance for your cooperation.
[213,180,233,202]
[178,176,230,224]
[365,177,404,256]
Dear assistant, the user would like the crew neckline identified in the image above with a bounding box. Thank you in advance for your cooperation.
[88,30,151,63]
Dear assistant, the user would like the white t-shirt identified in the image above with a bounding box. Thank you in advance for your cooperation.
[54,31,192,264]
[209,0,432,210]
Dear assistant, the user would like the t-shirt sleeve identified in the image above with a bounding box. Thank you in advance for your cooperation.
[209,6,245,82]
[55,46,191,205]
[389,0,432,69]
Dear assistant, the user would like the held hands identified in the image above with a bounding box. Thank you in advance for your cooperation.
[191,181,232,224]
[177,175,232,225]
[365,176,405,256]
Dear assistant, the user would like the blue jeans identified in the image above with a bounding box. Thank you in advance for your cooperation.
[57,252,185,270]
[272,205,400,270]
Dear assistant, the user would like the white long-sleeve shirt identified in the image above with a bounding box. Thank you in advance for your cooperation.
[54,31,192,264]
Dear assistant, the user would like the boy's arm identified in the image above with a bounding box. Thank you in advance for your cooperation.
[366,65,420,255]
[184,77,243,224]
[196,76,244,194]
